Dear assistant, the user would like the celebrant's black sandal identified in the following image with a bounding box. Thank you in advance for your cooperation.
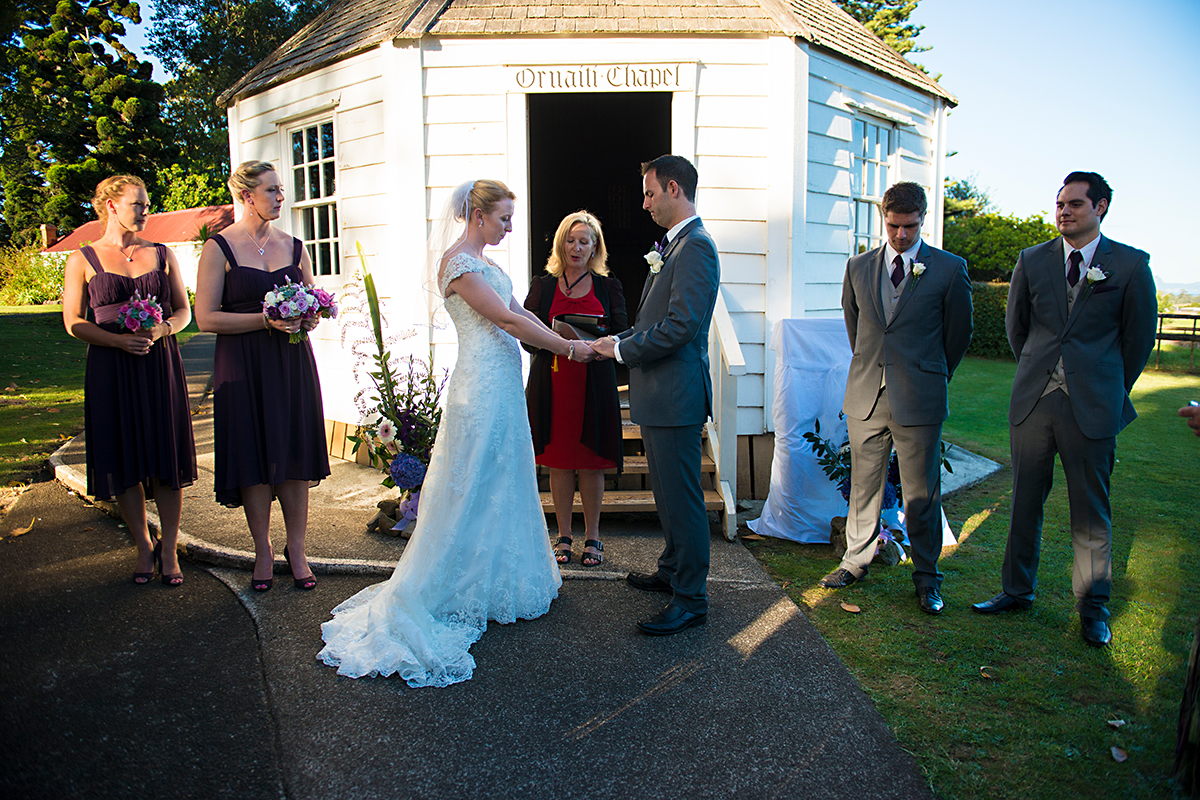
[554,535,573,564]
[581,539,603,567]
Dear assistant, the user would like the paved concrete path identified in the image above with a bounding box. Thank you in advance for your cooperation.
[4,332,976,798]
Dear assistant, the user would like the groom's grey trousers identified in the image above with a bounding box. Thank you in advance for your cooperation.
[642,423,709,614]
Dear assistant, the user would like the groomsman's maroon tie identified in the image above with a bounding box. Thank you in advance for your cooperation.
[890,254,905,288]
[1067,250,1083,287]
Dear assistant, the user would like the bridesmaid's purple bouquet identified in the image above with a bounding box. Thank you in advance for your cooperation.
[262,277,339,343]
[116,291,163,333]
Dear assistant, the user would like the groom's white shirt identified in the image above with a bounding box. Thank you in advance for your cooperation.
[612,214,699,365]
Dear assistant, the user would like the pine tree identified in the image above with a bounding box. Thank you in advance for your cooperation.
[0,1,170,244]
[834,0,927,57]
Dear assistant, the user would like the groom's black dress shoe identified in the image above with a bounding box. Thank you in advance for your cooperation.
[1081,617,1112,648]
[818,568,858,589]
[916,586,944,615]
[627,572,672,593]
[971,592,1031,614]
[636,604,707,636]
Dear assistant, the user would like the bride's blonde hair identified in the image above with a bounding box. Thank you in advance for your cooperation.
[454,179,516,222]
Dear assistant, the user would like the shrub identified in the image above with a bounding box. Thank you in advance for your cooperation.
[968,282,1013,359]
[0,242,65,305]
[943,213,1059,282]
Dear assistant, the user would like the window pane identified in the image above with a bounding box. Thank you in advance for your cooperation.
[293,167,305,200]
[332,203,338,232]
[317,204,330,239]
[318,242,331,276]
[306,242,316,269]
[858,120,867,156]
[321,122,334,158]
[308,164,319,199]
[302,207,315,241]
[292,131,304,166]
[332,241,340,275]
[322,161,335,198]
[306,126,318,163]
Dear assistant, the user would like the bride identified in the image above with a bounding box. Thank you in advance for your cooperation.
[318,179,595,687]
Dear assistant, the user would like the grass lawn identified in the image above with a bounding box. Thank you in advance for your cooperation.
[746,355,1200,799]
[0,305,199,486]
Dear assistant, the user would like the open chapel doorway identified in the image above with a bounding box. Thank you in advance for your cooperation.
[527,92,672,369]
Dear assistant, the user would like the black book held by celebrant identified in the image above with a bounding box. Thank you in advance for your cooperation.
[552,313,608,341]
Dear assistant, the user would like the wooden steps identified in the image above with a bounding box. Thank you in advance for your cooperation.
[537,453,714,476]
[540,489,725,514]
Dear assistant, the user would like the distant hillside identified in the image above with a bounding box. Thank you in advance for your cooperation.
[1156,279,1200,293]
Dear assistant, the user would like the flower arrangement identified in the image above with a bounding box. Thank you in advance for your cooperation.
[347,243,447,499]
[116,290,163,333]
[262,276,338,343]
[644,241,664,274]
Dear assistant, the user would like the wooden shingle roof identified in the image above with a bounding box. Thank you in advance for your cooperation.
[218,0,954,106]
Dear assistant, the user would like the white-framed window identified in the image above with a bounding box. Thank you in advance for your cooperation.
[851,117,895,254]
[288,119,340,278]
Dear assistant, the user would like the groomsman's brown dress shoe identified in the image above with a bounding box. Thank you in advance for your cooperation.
[1081,617,1112,648]
[971,592,1031,614]
[818,568,857,589]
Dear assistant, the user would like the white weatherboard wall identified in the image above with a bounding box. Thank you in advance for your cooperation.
[225,34,950,443]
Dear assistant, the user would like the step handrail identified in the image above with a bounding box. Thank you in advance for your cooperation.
[708,287,746,540]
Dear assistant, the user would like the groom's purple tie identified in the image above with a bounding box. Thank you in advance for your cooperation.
[890,254,905,288]
[1067,250,1083,287]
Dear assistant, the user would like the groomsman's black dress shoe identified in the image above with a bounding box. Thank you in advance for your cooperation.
[627,571,672,593]
[818,568,858,589]
[1081,617,1112,648]
[916,586,944,615]
[636,604,707,636]
[971,592,1031,614]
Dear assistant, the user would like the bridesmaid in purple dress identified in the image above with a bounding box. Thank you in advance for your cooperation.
[195,161,330,593]
[62,175,197,586]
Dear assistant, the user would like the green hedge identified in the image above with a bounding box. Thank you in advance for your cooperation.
[968,282,1013,359]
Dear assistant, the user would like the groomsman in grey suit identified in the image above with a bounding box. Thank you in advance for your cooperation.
[973,172,1157,648]
[592,155,721,636]
[820,182,973,616]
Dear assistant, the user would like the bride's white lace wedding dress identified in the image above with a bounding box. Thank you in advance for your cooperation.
[318,253,561,687]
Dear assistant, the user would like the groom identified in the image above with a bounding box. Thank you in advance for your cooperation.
[592,155,721,636]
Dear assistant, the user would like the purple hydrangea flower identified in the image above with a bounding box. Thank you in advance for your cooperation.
[389,453,427,491]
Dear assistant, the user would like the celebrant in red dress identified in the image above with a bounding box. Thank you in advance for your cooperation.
[524,211,627,567]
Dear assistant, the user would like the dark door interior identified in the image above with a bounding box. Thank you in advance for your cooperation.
[527,92,672,337]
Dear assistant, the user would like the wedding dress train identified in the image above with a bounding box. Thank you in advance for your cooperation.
[318,253,561,687]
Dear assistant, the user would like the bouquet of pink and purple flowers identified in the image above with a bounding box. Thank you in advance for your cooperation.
[116,290,164,333]
[262,277,338,343]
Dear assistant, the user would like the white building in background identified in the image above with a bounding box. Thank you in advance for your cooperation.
[219,0,956,499]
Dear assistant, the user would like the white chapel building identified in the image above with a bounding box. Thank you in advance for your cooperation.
[219,0,957,503]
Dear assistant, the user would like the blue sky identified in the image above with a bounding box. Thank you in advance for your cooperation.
[121,0,1198,284]
[913,0,1199,285]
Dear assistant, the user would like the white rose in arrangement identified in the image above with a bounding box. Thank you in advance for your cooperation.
[1085,266,1108,284]
[644,248,663,274]
[264,291,277,305]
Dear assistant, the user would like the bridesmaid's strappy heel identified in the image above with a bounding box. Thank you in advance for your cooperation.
[284,545,317,590]
[554,535,573,564]
[581,539,603,567]
[154,540,184,587]
[133,539,157,585]
[251,576,273,592]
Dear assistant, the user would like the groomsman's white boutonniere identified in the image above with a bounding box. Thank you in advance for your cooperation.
[909,260,926,288]
[645,241,665,274]
[1082,266,1110,299]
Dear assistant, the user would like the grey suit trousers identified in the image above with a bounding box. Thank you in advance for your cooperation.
[841,387,944,588]
[642,423,709,614]
[1004,389,1114,620]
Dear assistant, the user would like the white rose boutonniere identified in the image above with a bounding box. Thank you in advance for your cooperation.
[1085,266,1107,284]
[908,261,926,288]
[644,241,665,274]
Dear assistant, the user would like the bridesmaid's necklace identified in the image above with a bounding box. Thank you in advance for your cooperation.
[105,237,137,262]
[562,270,589,297]
[246,227,270,256]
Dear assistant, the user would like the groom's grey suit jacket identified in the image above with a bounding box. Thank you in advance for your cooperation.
[1006,235,1157,438]
[842,241,973,426]
[619,218,721,426]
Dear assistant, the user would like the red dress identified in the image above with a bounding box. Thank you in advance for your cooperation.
[535,284,618,470]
